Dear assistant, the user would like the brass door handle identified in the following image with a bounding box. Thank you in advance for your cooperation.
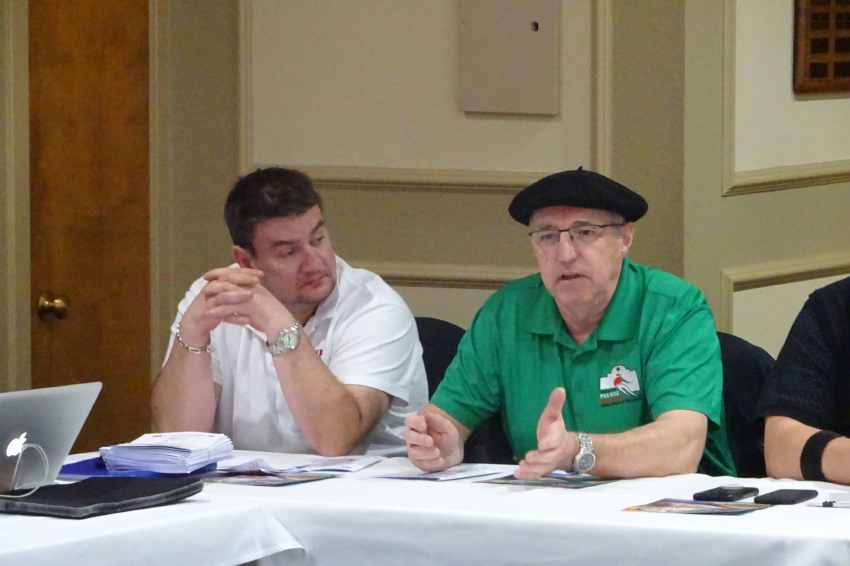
[37,294,69,320]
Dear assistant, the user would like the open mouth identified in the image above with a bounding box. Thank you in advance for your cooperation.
[559,273,583,281]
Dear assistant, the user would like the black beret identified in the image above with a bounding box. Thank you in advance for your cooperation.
[508,168,648,225]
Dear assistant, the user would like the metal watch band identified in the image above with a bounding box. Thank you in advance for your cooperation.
[573,432,596,473]
[266,321,301,356]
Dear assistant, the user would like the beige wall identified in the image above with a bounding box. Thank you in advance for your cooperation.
[243,0,688,319]
[609,0,684,277]
[242,0,599,317]
[0,0,30,391]
[734,274,845,358]
[247,0,593,172]
[394,286,496,329]
[152,0,240,366]
[723,1,850,352]
[736,0,850,171]
[1,0,10,389]
[684,0,850,346]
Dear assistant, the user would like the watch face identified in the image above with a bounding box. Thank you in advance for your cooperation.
[577,453,595,473]
[281,329,299,349]
[269,324,300,355]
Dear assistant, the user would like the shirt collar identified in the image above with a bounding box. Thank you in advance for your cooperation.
[525,277,574,347]
[594,257,640,341]
[304,255,343,331]
[525,258,640,345]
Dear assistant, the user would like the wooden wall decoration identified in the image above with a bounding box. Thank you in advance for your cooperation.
[794,0,850,93]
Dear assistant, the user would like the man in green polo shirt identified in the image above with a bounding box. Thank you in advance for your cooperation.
[405,168,735,479]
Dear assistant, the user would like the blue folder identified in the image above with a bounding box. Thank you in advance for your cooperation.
[59,457,216,480]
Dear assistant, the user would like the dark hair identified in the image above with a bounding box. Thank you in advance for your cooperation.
[224,167,322,252]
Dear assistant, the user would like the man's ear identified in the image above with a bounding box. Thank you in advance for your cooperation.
[232,245,255,268]
[620,224,635,254]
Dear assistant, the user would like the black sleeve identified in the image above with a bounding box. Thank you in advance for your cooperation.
[756,295,839,430]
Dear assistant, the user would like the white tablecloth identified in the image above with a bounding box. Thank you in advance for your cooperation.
[209,452,850,566]
[6,451,850,566]
[0,454,304,566]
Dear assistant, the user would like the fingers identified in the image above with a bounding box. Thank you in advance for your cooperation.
[179,268,266,337]
[536,428,563,452]
[405,417,447,471]
[204,266,263,285]
[203,284,254,307]
[223,312,251,326]
[521,447,557,467]
[404,427,434,450]
[542,387,566,421]
[524,389,572,479]
[514,455,553,480]
[409,453,446,472]
[405,412,461,472]
[404,415,434,451]
[423,411,455,436]
[407,442,441,462]
[536,387,567,442]
[515,445,563,480]
[405,414,427,433]
[202,275,261,319]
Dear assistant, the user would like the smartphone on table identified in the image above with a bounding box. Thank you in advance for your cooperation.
[753,489,818,505]
[692,485,759,502]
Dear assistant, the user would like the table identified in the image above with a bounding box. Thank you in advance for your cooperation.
[5,451,850,566]
[0,459,304,566]
[209,452,850,566]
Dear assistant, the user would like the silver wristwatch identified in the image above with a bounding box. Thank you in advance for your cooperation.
[573,432,596,473]
[266,321,301,356]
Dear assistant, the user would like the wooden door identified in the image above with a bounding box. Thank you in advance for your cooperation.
[29,0,150,451]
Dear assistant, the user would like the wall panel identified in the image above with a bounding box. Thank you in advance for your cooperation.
[733,272,847,357]
[685,1,850,322]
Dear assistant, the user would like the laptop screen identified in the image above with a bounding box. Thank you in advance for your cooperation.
[0,382,101,492]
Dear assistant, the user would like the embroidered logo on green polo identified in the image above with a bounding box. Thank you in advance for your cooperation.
[599,365,641,405]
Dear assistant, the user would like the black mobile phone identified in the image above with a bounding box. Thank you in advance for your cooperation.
[753,489,818,505]
[692,485,759,502]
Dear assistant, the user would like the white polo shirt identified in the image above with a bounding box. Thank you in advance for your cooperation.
[167,256,427,455]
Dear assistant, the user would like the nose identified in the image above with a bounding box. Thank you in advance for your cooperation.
[554,233,577,262]
[301,243,324,271]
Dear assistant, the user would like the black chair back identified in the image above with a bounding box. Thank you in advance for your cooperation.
[415,317,465,398]
[414,316,514,464]
[718,331,774,477]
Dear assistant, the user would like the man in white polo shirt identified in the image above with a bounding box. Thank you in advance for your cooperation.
[152,167,427,455]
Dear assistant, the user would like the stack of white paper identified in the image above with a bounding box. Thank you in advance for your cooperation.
[100,432,234,474]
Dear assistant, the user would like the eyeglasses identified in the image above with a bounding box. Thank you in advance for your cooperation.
[528,223,625,249]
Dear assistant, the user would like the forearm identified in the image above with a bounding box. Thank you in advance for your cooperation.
[275,337,385,455]
[589,412,706,478]
[765,416,850,483]
[151,346,218,432]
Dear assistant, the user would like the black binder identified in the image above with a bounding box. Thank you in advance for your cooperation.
[0,476,203,519]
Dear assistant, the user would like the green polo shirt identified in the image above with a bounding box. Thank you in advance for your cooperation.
[432,258,735,476]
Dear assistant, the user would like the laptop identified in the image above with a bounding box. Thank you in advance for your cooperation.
[0,382,101,492]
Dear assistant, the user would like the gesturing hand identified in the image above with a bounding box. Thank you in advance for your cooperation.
[515,387,578,480]
[405,410,462,472]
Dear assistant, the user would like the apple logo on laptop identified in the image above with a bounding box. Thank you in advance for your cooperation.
[6,432,26,457]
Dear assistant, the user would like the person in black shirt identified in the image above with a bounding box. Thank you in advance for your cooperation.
[759,276,850,483]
